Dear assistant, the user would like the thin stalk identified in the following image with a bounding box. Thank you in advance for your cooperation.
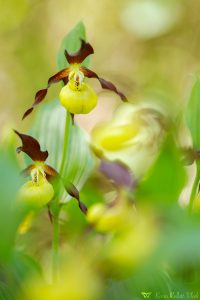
[59,111,71,175]
[51,110,71,282]
[52,210,60,282]
[188,165,200,212]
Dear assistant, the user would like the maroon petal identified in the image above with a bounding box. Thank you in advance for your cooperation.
[47,68,70,85]
[65,182,88,214]
[65,39,94,65]
[22,68,70,120]
[80,67,127,101]
[14,130,48,162]
[43,164,59,177]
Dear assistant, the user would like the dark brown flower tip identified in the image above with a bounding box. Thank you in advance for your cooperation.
[99,159,134,188]
[65,182,88,214]
[22,68,70,120]
[64,39,94,65]
[14,130,48,162]
[80,67,127,101]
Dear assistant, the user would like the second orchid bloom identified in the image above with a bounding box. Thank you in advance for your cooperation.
[15,130,87,213]
[23,40,127,119]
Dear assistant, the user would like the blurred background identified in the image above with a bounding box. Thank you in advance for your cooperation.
[1,0,200,133]
[2,2,200,297]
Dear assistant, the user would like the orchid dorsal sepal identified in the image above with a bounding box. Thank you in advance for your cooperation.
[64,39,94,65]
[14,130,58,180]
[14,130,48,162]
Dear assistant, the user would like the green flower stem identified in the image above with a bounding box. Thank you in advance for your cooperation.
[189,164,200,212]
[52,209,60,282]
[59,111,71,176]
[51,110,71,282]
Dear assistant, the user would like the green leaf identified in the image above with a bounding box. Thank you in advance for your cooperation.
[0,151,23,262]
[137,135,186,204]
[57,21,90,69]
[0,282,11,300]
[186,79,200,150]
[30,100,95,203]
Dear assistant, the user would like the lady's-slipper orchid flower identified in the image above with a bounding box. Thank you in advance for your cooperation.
[22,39,127,119]
[15,130,56,208]
[15,130,87,213]
[91,102,167,178]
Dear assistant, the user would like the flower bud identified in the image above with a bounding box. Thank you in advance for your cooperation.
[59,82,97,114]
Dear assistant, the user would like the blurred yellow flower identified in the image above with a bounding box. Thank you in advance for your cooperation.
[105,215,156,273]
[22,257,101,300]
[87,193,157,276]
[91,102,167,178]
[87,199,136,233]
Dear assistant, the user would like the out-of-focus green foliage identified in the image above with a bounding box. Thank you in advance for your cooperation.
[0,150,21,261]
[137,135,186,204]
[2,5,200,300]
[186,79,200,151]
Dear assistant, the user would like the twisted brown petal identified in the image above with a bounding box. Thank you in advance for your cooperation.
[65,182,88,214]
[22,68,70,119]
[64,39,94,65]
[80,67,127,102]
[43,164,59,177]
[14,130,48,162]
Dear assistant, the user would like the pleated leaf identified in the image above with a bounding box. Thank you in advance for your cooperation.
[137,135,186,204]
[29,100,94,202]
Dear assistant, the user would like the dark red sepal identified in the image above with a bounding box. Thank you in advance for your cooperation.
[43,164,59,177]
[65,182,88,214]
[47,68,70,86]
[80,67,127,101]
[64,39,94,65]
[22,68,70,119]
[14,130,48,162]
